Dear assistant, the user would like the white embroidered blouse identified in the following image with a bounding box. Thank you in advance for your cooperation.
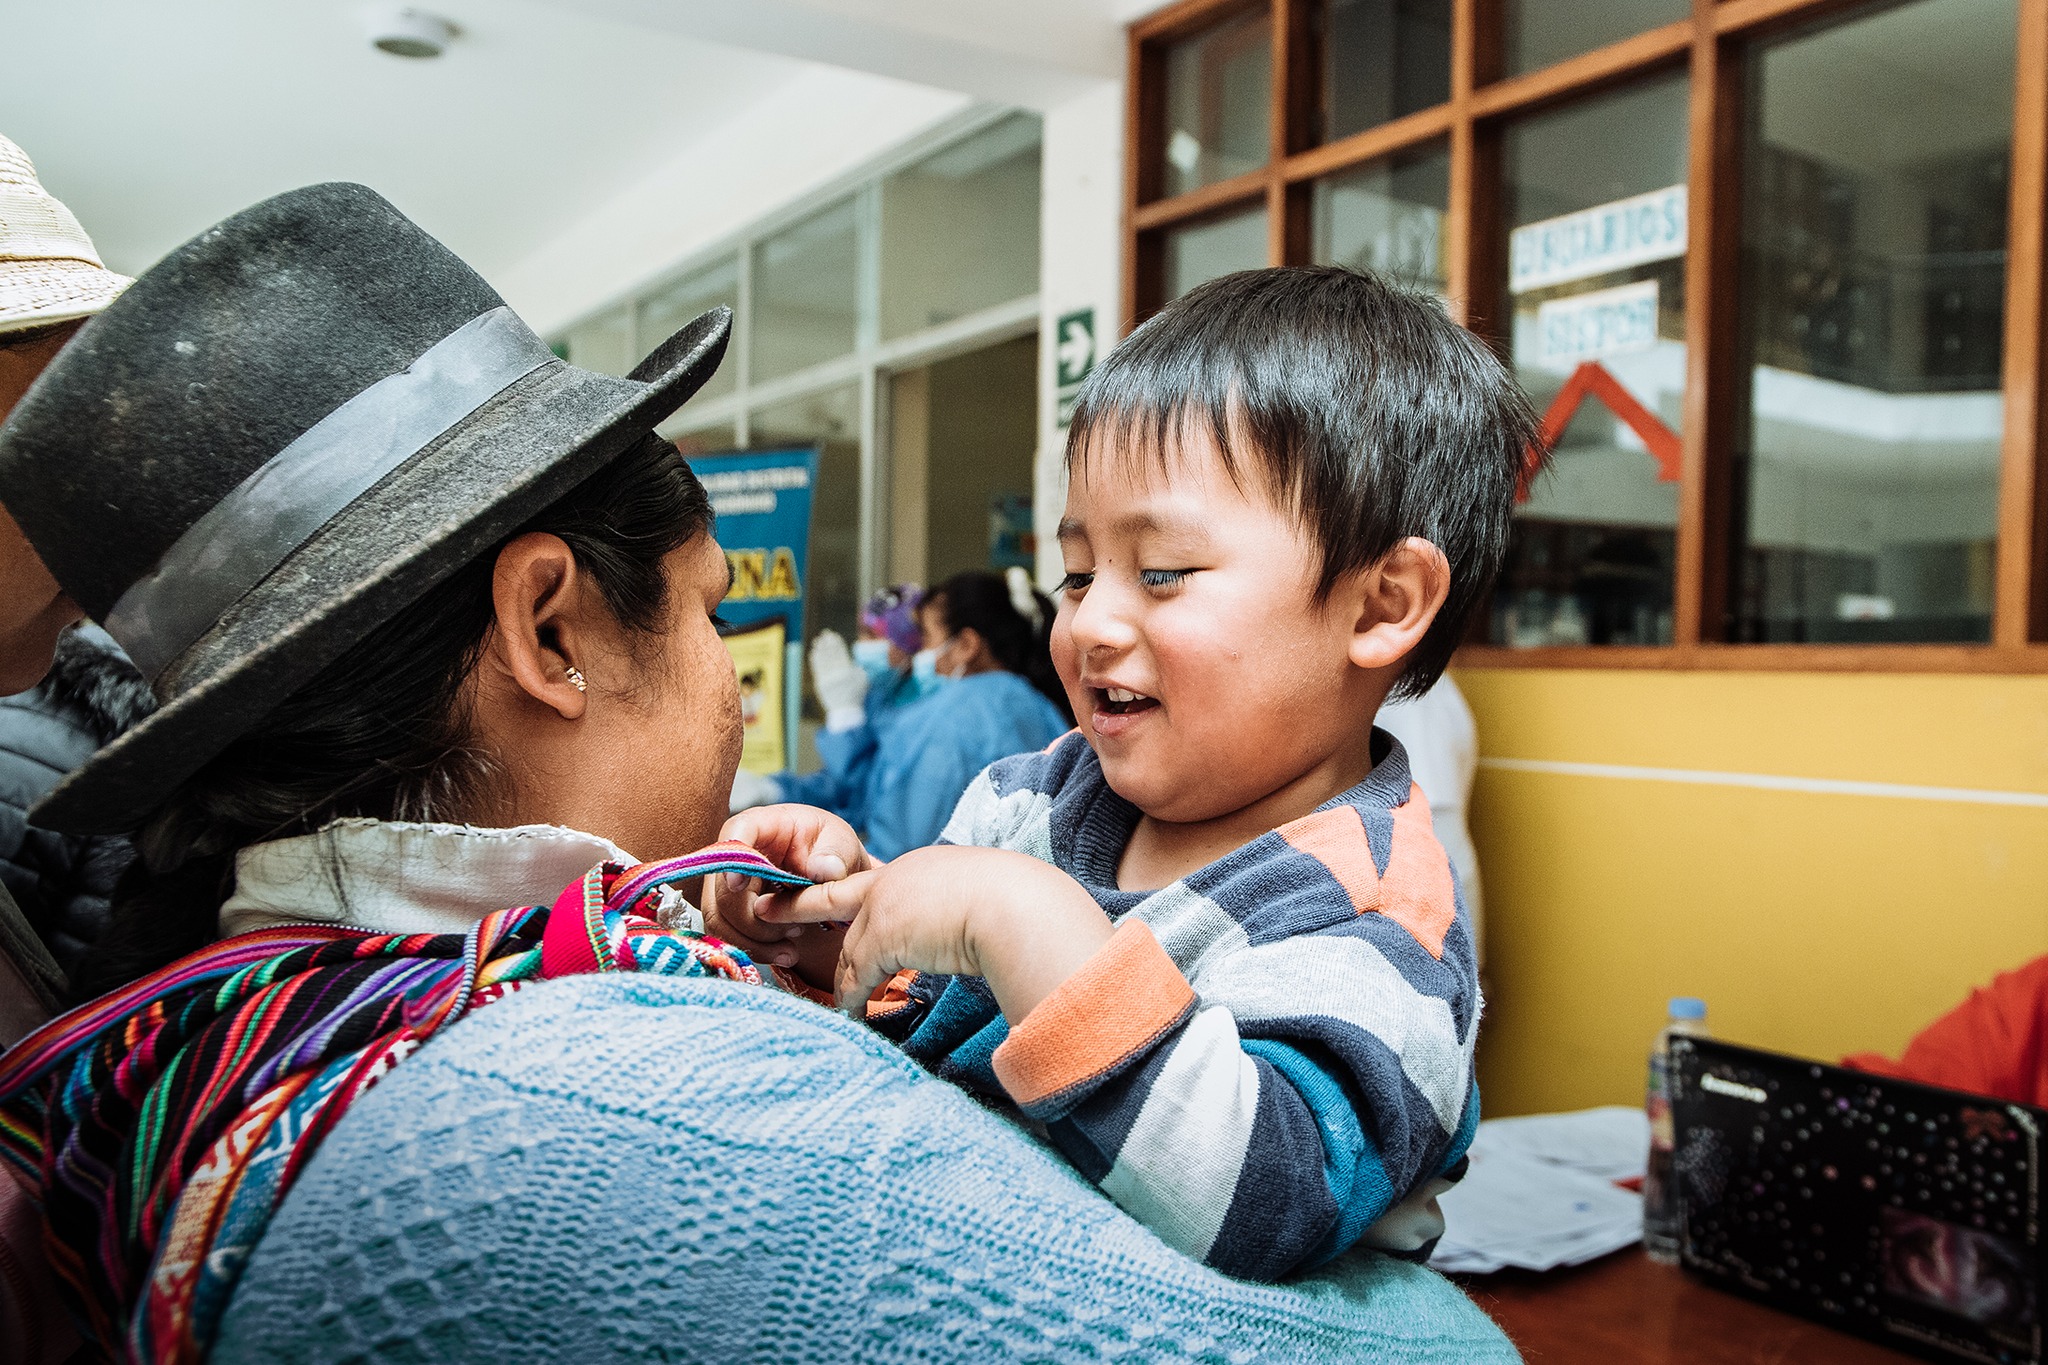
[218,817,634,939]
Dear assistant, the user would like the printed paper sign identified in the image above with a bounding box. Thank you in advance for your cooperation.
[723,619,787,774]
[1509,185,1687,294]
[1533,280,1661,368]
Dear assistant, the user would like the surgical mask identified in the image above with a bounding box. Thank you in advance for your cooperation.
[851,637,895,684]
[911,644,954,687]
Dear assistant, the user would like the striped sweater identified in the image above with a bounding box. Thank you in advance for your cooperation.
[866,729,1481,1282]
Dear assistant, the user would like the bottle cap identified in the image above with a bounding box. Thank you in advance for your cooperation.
[1669,996,1707,1020]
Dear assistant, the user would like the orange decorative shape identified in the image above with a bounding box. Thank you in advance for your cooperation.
[1278,805,1382,915]
[1279,795,1454,959]
[1519,359,1682,502]
[1377,785,1456,960]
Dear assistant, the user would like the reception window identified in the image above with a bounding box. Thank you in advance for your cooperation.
[1732,0,2016,644]
[1126,0,2048,671]
[1496,74,1689,648]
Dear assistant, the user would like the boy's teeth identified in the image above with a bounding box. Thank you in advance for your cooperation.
[1107,687,1139,703]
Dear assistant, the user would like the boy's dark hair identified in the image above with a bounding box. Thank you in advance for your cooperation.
[1064,266,1539,699]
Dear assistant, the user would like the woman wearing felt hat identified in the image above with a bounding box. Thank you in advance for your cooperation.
[0,186,1514,1363]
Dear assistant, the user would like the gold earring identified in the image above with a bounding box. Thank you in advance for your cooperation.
[565,666,587,693]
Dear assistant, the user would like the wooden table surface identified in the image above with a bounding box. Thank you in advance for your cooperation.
[1457,1249,1924,1363]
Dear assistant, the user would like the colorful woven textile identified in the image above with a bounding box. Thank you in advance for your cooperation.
[0,841,805,1365]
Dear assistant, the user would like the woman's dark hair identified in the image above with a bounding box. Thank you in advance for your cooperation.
[927,570,1072,725]
[75,433,710,999]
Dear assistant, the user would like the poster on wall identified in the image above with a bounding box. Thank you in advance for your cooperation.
[988,492,1034,570]
[686,446,820,775]
[722,618,788,773]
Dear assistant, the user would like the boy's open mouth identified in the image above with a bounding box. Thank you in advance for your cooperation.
[1094,686,1159,717]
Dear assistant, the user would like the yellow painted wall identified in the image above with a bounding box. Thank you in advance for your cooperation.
[1455,668,2048,1118]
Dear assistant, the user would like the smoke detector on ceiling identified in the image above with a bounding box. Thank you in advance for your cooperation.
[369,6,459,59]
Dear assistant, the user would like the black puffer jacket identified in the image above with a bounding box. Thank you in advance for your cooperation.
[0,625,154,983]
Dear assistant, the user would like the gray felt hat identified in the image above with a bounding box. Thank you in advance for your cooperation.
[0,182,730,834]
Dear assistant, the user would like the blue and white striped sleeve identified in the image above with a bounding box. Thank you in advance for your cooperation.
[987,795,1481,1281]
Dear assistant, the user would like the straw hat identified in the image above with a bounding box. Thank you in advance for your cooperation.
[0,134,130,335]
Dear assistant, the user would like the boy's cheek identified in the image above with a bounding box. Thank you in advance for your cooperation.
[1048,618,1081,681]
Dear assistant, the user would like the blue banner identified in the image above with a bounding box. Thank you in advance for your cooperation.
[689,447,819,774]
[689,447,820,634]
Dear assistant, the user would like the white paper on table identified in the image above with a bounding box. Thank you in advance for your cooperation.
[1469,1105,1650,1183]
[1429,1115,1647,1275]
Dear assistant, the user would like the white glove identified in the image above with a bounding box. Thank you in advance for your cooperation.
[808,629,868,732]
[729,768,783,813]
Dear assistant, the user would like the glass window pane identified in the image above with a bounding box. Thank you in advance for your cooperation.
[1732,0,2014,644]
[561,305,634,377]
[747,384,862,647]
[641,256,739,403]
[750,199,859,383]
[1311,139,1450,294]
[1161,7,1272,198]
[1162,204,1269,302]
[1492,74,1689,649]
[1503,0,1687,77]
[1318,0,1450,143]
[880,115,1042,340]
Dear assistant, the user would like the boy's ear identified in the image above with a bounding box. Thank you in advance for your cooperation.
[484,532,593,720]
[1346,537,1451,676]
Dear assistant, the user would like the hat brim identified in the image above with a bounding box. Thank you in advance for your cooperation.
[0,256,132,335]
[32,309,730,834]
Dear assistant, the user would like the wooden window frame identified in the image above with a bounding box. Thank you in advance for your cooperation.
[1125,0,2048,673]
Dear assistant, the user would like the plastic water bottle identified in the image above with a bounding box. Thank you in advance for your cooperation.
[1642,996,1708,1264]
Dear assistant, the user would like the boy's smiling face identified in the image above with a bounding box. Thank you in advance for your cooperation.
[1053,429,1387,829]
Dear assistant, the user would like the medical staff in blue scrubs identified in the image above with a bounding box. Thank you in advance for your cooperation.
[729,585,934,829]
[862,568,1071,860]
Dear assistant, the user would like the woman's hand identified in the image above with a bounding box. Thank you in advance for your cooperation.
[706,803,877,989]
[758,846,1114,1021]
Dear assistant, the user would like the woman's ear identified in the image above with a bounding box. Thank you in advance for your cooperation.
[485,532,593,720]
[1346,537,1452,675]
[951,627,991,676]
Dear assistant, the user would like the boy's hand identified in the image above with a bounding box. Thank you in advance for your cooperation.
[760,846,1114,1021]
[706,803,877,987]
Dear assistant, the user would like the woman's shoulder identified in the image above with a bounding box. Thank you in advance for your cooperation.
[216,973,1517,1364]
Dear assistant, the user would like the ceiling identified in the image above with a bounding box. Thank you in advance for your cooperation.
[1,0,822,279]
[3,0,1153,286]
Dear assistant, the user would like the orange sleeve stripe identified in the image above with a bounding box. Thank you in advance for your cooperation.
[770,966,836,1009]
[864,969,921,1021]
[1376,784,1455,959]
[1278,805,1382,914]
[992,919,1195,1110]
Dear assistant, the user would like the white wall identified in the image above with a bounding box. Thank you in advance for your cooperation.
[1034,79,1125,590]
[495,65,969,336]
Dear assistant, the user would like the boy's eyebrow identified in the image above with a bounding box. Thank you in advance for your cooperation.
[1063,510,1204,540]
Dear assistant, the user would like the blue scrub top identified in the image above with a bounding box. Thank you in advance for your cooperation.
[776,667,929,832]
[864,671,1069,862]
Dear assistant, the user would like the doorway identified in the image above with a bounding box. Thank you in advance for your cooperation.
[886,334,1040,594]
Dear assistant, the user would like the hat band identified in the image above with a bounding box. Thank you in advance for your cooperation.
[104,306,554,683]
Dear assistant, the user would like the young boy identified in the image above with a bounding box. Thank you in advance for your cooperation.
[719,265,1540,1282]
